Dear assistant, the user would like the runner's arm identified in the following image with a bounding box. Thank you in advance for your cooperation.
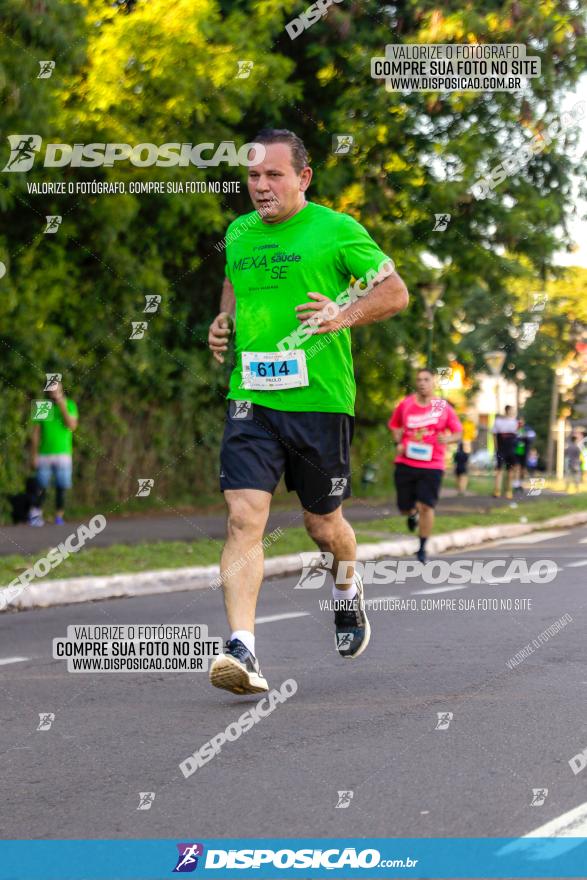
[297,271,408,335]
[219,276,235,318]
[388,405,405,453]
[341,270,409,327]
[438,430,462,445]
[55,395,78,431]
[209,278,235,364]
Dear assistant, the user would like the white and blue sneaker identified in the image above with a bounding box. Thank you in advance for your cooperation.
[28,508,44,527]
[334,575,371,659]
[209,639,269,695]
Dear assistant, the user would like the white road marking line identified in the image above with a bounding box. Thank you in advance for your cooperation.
[412,586,468,595]
[255,612,309,624]
[494,530,570,545]
[0,656,29,666]
[524,800,587,837]
[579,537,587,544]
[497,801,587,858]
[567,559,587,568]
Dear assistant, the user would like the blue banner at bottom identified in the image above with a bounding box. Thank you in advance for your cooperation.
[0,838,586,879]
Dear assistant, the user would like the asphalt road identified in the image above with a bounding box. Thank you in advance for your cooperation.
[1,525,586,842]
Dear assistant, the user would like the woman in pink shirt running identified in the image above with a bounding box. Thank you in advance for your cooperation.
[388,369,462,562]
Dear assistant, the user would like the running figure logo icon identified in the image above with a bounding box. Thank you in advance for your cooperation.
[173,843,204,872]
[236,60,254,79]
[530,788,548,806]
[336,633,353,652]
[527,477,545,497]
[431,397,447,414]
[436,367,451,387]
[329,477,348,496]
[3,135,42,172]
[32,400,54,421]
[230,400,253,420]
[44,373,62,391]
[37,712,55,731]
[335,790,354,808]
[433,213,451,231]
[531,292,548,312]
[129,321,148,339]
[295,551,334,589]
[137,792,155,810]
[332,135,354,154]
[144,295,162,313]
[435,712,453,730]
[38,61,55,79]
[44,215,62,233]
[518,322,539,349]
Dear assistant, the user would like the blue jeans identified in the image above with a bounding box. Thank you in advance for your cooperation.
[36,454,73,490]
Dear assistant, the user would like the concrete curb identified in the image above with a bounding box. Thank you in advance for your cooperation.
[3,511,587,613]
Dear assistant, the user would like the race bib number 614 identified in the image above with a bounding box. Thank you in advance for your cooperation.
[241,350,309,390]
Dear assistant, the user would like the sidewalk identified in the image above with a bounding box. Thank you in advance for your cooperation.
[4,507,586,613]
[0,489,566,557]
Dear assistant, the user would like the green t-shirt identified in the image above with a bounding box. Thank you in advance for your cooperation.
[39,398,78,455]
[224,202,392,416]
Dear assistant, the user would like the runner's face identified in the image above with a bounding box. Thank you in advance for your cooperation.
[416,372,434,397]
[247,143,311,222]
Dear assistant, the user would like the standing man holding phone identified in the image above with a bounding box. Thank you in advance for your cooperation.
[388,370,462,563]
[30,379,79,525]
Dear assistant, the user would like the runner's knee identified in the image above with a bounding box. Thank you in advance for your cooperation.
[226,495,268,540]
[303,510,341,546]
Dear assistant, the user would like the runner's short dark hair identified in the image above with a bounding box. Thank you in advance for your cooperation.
[252,128,309,174]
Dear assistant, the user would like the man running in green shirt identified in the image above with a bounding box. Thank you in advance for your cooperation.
[208,128,409,694]
[30,379,78,526]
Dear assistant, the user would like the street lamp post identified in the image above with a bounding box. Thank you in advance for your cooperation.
[419,283,444,369]
[484,351,506,454]
[484,350,506,411]
[546,368,561,476]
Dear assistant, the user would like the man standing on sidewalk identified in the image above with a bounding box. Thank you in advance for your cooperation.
[207,128,409,694]
[30,379,78,525]
[492,405,519,499]
[388,370,462,563]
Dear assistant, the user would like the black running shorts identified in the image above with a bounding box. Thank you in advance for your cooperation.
[496,436,516,470]
[496,450,517,470]
[395,462,444,510]
[220,401,354,514]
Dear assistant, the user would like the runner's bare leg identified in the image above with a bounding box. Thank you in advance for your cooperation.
[304,507,356,588]
[221,489,271,632]
[417,502,434,537]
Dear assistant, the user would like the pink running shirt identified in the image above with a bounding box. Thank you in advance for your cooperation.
[388,395,462,471]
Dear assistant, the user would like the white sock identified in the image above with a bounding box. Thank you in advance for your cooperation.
[332,581,358,601]
[231,630,255,656]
